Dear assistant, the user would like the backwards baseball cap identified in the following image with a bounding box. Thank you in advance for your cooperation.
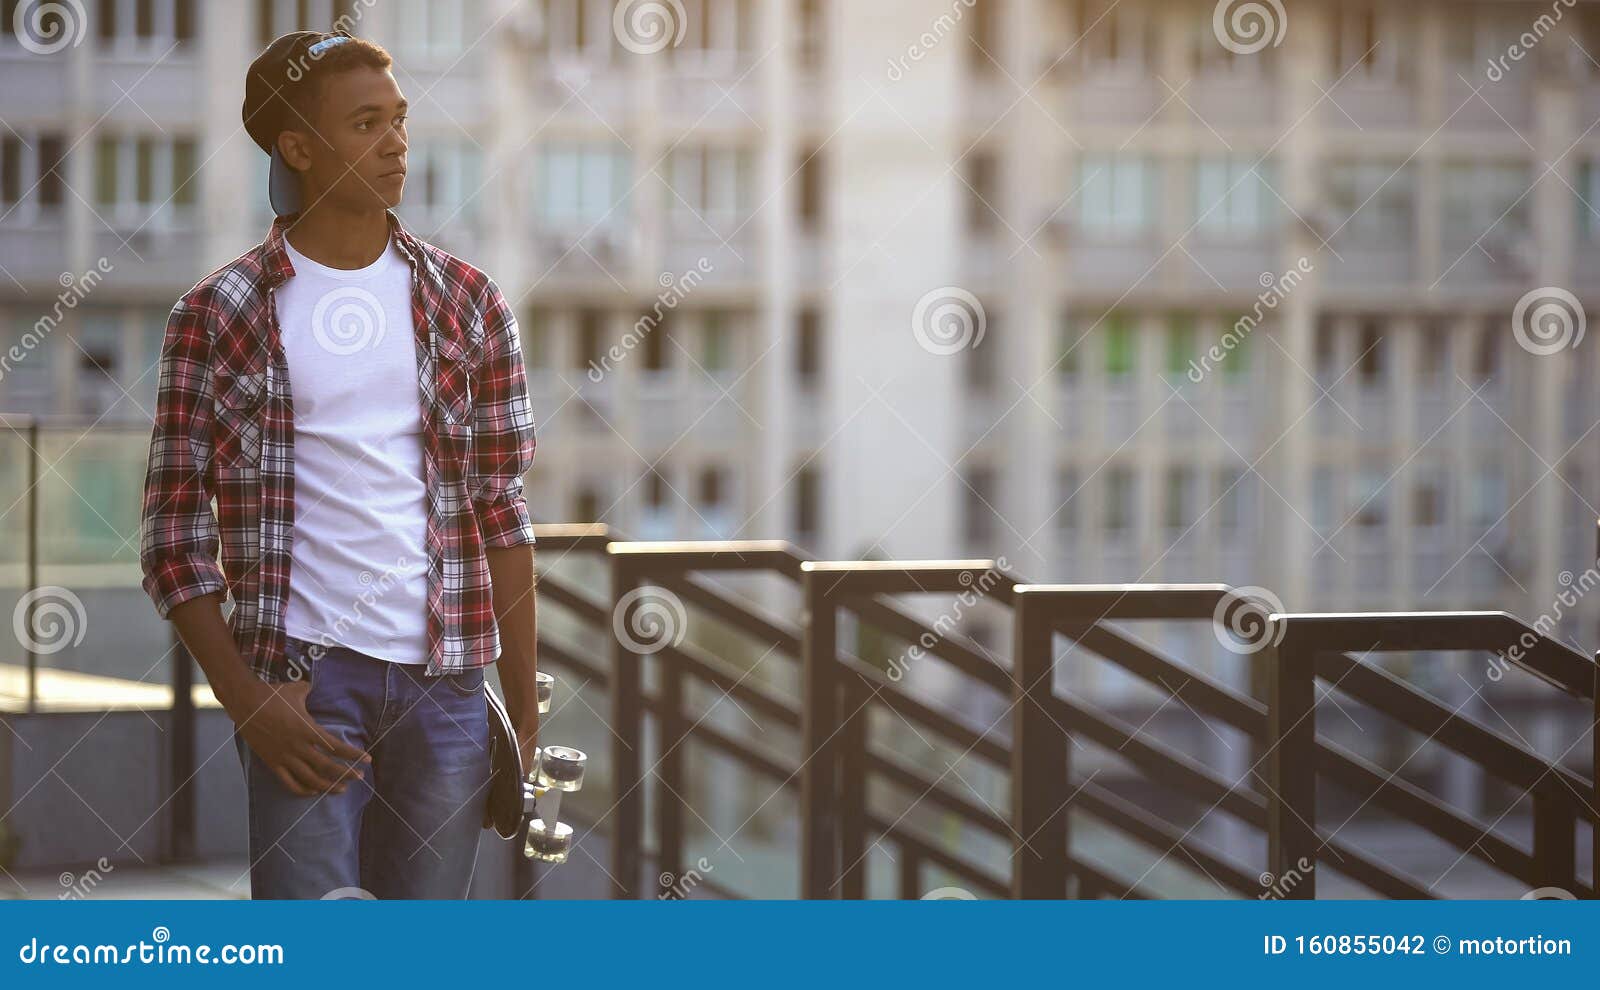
[241,30,359,217]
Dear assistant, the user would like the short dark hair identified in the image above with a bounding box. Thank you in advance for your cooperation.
[281,36,394,132]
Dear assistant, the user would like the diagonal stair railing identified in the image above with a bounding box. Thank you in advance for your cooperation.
[521,524,1598,900]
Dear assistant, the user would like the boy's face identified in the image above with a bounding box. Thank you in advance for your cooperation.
[278,65,408,213]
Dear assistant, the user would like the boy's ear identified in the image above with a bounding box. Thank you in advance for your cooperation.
[277,130,315,174]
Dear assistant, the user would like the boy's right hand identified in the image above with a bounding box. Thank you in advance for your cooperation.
[230,681,372,797]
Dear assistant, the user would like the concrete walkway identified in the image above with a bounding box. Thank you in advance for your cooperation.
[1,859,250,900]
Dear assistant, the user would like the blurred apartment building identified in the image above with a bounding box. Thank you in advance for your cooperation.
[2,0,1600,667]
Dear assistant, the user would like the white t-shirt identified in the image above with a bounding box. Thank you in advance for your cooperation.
[276,234,430,664]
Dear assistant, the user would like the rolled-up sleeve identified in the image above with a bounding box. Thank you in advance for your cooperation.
[471,278,538,548]
[139,298,228,618]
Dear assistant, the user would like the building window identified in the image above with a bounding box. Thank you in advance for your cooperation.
[257,0,349,45]
[967,0,1000,73]
[1466,466,1507,531]
[574,486,601,523]
[1194,157,1273,236]
[1412,469,1445,530]
[541,0,617,58]
[0,132,65,220]
[965,311,997,392]
[1324,161,1414,247]
[1078,154,1156,235]
[796,308,821,387]
[963,467,998,545]
[93,135,198,225]
[1474,322,1503,385]
[642,310,669,372]
[1356,320,1386,388]
[794,464,819,542]
[1441,163,1531,254]
[1057,312,1084,383]
[1351,467,1388,532]
[795,0,824,71]
[1165,315,1196,383]
[1163,465,1196,533]
[535,142,631,230]
[1331,2,1401,79]
[1074,0,1155,75]
[1104,465,1137,541]
[670,0,755,63]
[408,141,482,223]
[965,150,1000,234]
[1103,313,1135,381]
[667,146,756,228]
[391,0,468,60]
[701,312,731,374]
[94,0,198,48]
[577,310,606,371]
[1056,466,1081,541]
[1579,162,1600,242]
[1418,321,1449,388]
[524,309,550,370]
[797,148,824,231]
[1217,466,1248,538]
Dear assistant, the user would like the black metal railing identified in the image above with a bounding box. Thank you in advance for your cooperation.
[522,525,1597,900]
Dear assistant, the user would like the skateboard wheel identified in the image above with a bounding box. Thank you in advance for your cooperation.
[535,671,554,714]
[524,818,573,863]
[536,745,586,792]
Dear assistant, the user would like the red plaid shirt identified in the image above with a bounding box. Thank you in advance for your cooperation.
[139,212,537,682]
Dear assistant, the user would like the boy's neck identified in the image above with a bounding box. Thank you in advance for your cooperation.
[284,202,391,270]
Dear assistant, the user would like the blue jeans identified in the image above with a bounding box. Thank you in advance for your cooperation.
[232,634,491,899]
